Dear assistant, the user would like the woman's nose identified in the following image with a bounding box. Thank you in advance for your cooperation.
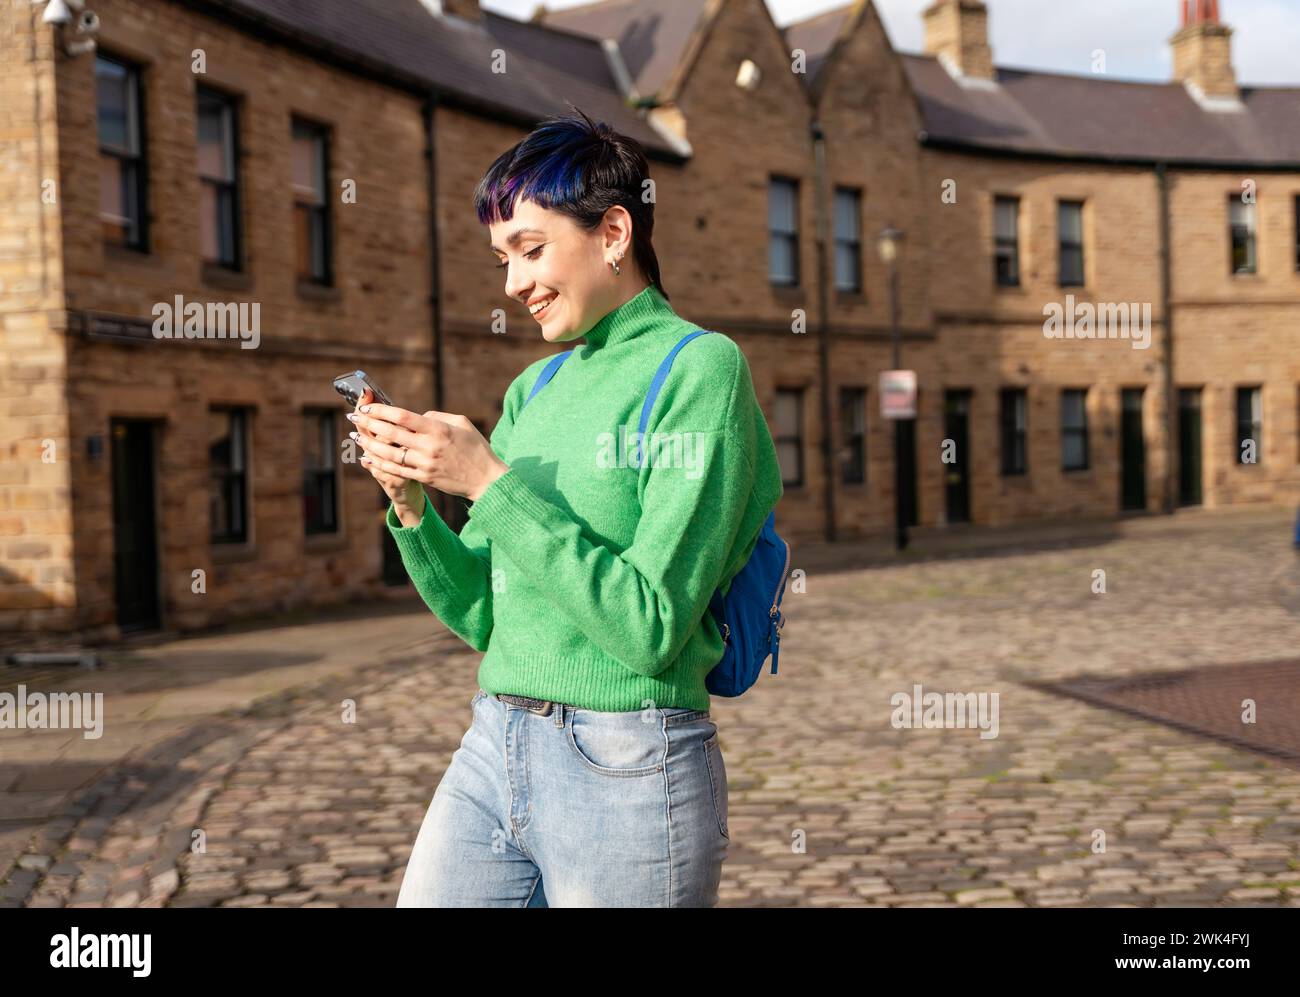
[503,266,529,302]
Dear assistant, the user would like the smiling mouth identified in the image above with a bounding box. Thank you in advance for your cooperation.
[529,293,558,320]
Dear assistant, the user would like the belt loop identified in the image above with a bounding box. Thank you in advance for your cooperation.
[553,702,563,728]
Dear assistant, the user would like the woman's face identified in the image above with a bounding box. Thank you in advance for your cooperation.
[489,197,632,345]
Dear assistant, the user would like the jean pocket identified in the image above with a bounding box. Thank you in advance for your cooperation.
[470,689,487,709]
[565,709,665,778]
[703,732,729,839]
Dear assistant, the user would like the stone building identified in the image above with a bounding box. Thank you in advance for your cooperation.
[2,0,1297,637]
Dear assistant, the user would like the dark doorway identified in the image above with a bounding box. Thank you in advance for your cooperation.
[1120,388,1147,512]
[381,487,410,587]
[1178,388,1203,507]
[897,417,918,527]
[943,390,972,524]
[110,419,161,632]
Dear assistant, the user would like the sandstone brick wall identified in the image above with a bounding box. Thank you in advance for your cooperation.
[52,0,435,634]
[0,0,75,632]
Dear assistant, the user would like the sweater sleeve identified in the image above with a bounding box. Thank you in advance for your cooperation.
[464,346,760,677]
[384,396,519,652]
[385,491,496,651]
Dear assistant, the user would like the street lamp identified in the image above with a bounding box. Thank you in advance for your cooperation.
[877,224,909,551]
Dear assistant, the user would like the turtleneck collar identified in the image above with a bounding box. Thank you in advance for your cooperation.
[578,284,673,352]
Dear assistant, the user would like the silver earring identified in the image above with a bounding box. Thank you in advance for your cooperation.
[610,252,623,275]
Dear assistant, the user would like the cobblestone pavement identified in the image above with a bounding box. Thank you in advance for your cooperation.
[5,509,1300,907]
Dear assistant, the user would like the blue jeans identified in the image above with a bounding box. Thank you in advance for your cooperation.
[395,689,730,907]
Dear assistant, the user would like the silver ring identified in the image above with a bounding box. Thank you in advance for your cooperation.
[398,446,408,467]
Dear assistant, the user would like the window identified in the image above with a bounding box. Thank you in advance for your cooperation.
[833,187,862,292]
[1294,195,1300,271]
[303,409,338,535]
[1236,386,1262,464]
[839,387,866,484]
[96,54,147,250]
[999,388,1027,475]
[1058,200,1085,287]
[210,408,250,543]
[768,177,799,286]
[197,88,241,269]
[774,388,804,487]
[292,118,332,284]
[1060,388,1089,471]
[1229,196,1256,274]
[994,196,1020,287]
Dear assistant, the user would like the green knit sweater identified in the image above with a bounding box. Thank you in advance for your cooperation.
[385,283,783,711]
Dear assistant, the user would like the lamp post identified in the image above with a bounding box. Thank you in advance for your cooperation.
[877,225,909,551]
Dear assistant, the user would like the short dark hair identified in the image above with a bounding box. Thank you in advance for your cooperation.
[473,103,668,300]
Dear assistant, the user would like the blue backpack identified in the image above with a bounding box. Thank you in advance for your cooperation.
[521,329,790,697]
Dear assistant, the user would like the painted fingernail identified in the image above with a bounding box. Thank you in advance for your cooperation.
[346,413,357,422]
[360,456,372,464]
[358,404,370,414]
[349,431,359,442]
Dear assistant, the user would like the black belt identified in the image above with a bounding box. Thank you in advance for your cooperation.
[495,693,569,716]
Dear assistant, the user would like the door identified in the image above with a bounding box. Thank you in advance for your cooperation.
[380,486,409,586]
[897,417,918,527]
[110,419,161,631]
[1178,388,1203,507]
[1120,388,1146,512]
[943,390,971,524]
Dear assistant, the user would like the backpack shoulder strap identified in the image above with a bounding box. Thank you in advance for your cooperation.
[633,330,714,466]
[522,349,574,409]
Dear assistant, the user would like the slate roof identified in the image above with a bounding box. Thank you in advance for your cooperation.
[182,0,683,158]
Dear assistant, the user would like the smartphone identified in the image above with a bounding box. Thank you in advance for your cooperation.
[332,369,394,408]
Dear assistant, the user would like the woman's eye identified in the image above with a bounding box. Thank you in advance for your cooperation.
[494,245,543,270]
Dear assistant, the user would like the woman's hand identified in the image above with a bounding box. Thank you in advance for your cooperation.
[350,390,426,526]
[347,393,510,508]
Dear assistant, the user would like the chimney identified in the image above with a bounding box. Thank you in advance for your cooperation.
[436,0,484,24]
[1171,0,1238,102]
[923,0,994,81]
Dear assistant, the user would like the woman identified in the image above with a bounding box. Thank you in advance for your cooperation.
[348,107,783,907]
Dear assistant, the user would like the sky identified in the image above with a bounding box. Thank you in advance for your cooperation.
[487,0,1300,86]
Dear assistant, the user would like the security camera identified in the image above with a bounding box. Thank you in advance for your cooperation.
[41,0,73,26]
[77,9,100,34]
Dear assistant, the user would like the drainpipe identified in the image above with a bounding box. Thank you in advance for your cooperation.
[1156,161,1176,514]
[422,92,447,518]
[810,118,837,543]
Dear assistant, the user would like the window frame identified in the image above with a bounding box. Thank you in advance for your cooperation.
[774,387,805,488]
[1057,199,1085,288]
[838,386,866,485]
[832,186,863,293]
[999,387,1028,475]
[292,116,333,286]
[1293,194,1300,272]
[1235,385,1262,465]
[1060,387,1090,472]
[768,176,800,288]
[302,408,339,536]
[210,406,251,545]
[1228,195,1257,275]
[994,195,1021,288]
[96,52,149,252]
[196,85,243,271]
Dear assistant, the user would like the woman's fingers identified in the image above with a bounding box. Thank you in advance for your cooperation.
[351,430,428,471]
[349,405,428,450]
